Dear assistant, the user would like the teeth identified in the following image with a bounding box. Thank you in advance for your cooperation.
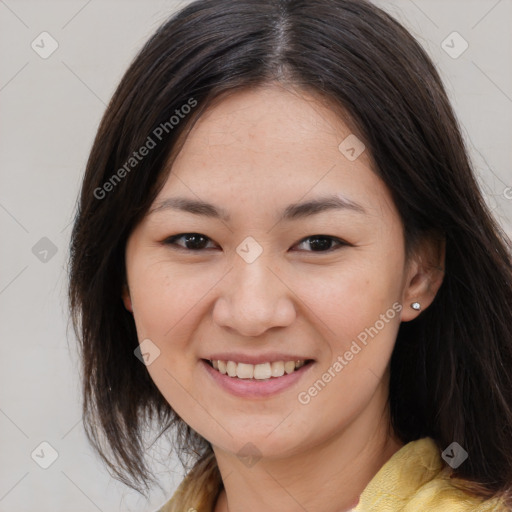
[209,359,307,379]
[226,361,237,377]
[254,363,271,379]
[236,363,254,379]
[284,361,295,374]
[271,361,284,377]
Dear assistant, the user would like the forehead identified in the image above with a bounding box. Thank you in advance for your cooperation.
[155,84,392,219]
[174,84,367,163]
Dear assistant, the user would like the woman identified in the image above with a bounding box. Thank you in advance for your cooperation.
[68,0,512,510]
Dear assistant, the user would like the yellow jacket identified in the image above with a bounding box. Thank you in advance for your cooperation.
[157,437,509,511]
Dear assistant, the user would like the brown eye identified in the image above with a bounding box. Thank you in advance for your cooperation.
[163,233,216,251]
[294,235,347,252]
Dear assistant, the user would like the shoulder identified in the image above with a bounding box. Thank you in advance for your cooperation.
[402,476,507,511]
[156,438,508,512]
[355,437,508,511]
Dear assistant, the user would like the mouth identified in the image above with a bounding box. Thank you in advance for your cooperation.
[201,357,316,398]
[202,358,315,380]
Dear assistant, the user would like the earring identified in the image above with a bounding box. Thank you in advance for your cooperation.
[411,302,421,311]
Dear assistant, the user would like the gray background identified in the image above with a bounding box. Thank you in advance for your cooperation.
[1,0,511,511]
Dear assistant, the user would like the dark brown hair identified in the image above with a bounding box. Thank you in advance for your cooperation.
[68,0,512,505]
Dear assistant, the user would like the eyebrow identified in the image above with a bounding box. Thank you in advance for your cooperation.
[149,194,367,222]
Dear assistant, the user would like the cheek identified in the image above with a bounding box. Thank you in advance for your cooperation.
[291,258,402,408]
[130,260,209,340]
[295,260,401,348]
[128,261,213,421]
[294,311,400,441]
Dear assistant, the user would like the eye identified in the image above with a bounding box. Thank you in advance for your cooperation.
[162,233,348,253]
[163,233,218,251]
[293,235,348,252]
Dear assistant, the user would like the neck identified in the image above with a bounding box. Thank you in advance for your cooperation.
[212,383,403,512]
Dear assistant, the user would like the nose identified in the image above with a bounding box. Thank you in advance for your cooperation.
[212,255,296,337]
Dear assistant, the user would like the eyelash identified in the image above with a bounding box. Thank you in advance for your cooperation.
[162,233,350,253]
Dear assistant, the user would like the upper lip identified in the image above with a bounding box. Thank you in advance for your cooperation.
[204,353,314,365]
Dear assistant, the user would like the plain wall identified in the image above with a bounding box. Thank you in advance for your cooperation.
[1,0,511,510]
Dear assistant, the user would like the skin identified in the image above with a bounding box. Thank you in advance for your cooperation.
[123,83,445,512]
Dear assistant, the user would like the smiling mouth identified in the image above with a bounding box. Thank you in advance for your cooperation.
[203,359,315,380]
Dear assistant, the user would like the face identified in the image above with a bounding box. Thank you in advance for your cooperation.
[124,83,421,459]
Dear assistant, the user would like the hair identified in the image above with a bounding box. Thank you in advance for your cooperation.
[68,0,512,508]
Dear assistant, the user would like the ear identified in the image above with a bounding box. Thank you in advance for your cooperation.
[122,283,133,313]
[400,231,445,322]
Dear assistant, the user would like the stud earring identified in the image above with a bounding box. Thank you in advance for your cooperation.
[411,302,421,311]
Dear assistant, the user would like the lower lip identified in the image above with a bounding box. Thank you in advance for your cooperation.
[201,359,315,398]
